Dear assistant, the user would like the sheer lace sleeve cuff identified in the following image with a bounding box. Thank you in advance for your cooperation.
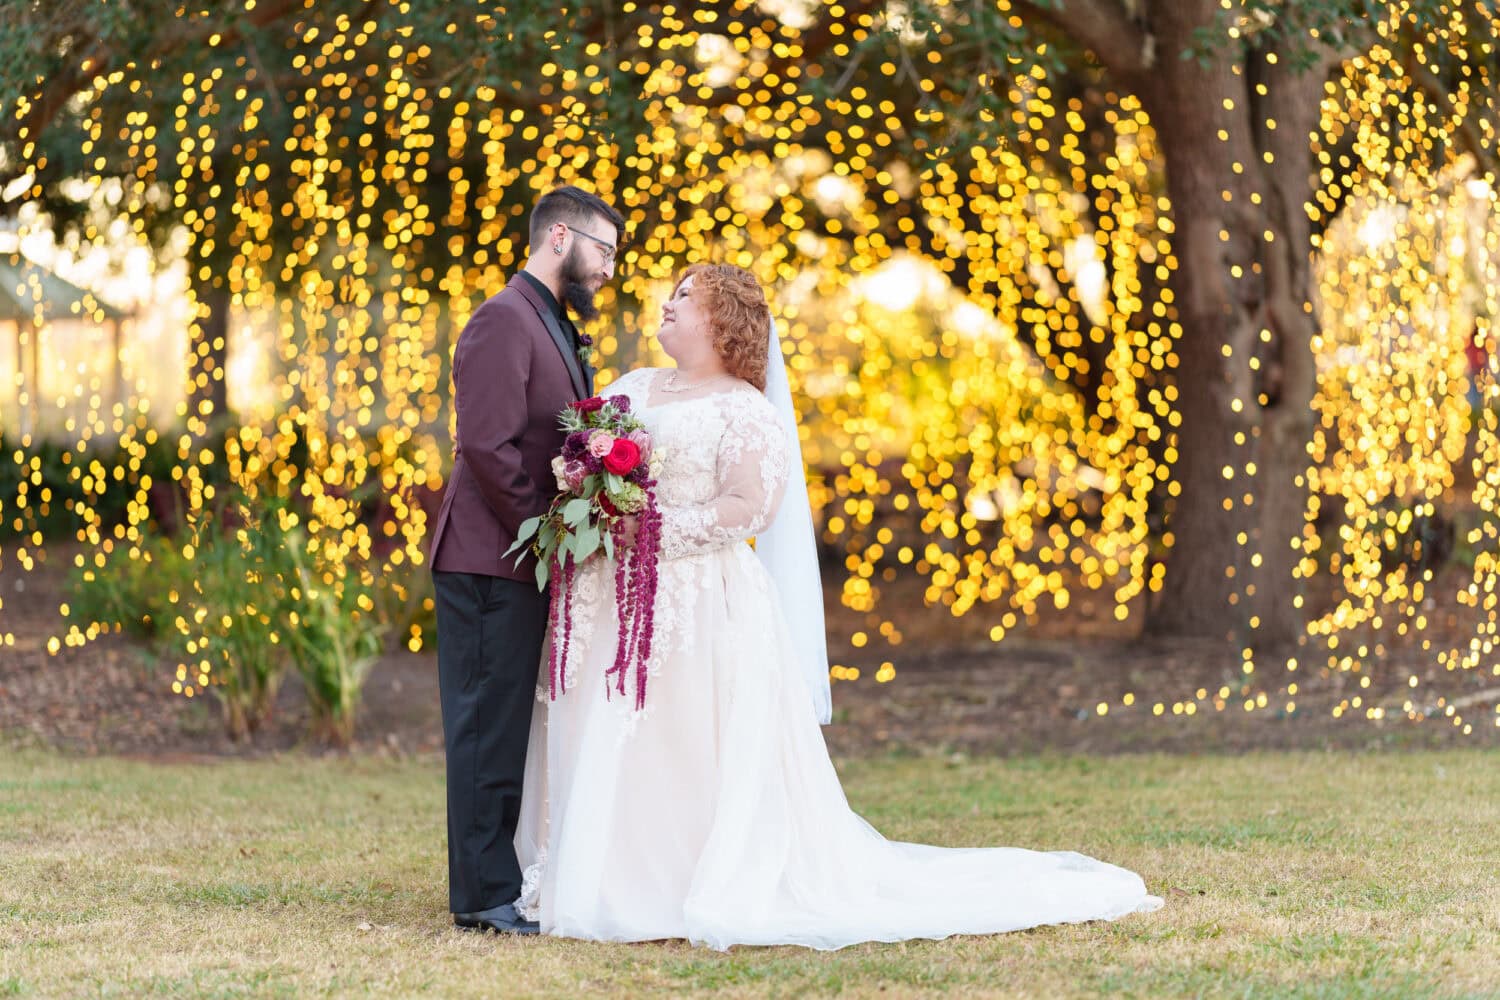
[657,396,790,560]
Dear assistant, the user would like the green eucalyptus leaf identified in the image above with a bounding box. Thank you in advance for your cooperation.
[509,515,542,549]
[562,497,592,526]
[575,522,600,561]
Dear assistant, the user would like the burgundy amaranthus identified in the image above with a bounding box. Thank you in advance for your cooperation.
[514,393,662,709]
[546,551,576,701]
[604,491,663,710]
[546,497,662,709]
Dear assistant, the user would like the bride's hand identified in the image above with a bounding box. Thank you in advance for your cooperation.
[618,515,640,549]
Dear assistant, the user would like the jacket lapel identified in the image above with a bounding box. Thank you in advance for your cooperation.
[539,306,589,399]
[514,279,588,399]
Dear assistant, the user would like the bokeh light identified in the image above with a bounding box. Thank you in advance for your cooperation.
[1,1,1497,735]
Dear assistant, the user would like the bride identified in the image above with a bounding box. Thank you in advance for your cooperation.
[514,263,1161,950]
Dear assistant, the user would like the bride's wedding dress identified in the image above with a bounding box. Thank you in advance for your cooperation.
[514,367,1161,950]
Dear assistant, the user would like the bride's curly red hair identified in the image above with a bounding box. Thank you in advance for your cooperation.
[673,264,771,391]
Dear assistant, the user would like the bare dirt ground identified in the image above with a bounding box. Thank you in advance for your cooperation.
[2,541,1496,759]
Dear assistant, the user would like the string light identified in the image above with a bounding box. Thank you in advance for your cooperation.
[0,2,1495,734]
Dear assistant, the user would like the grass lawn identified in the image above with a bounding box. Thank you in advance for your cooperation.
[1,750,1497,999]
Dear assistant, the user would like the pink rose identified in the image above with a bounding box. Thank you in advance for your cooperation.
[587,430,615,458]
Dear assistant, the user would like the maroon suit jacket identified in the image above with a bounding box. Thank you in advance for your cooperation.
[428,276,591,581]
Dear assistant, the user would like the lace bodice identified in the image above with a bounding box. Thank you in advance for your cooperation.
[539,367,793,706]
[604,368,791,560]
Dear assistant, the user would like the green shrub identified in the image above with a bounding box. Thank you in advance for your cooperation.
[1,437,98,542]
[67,494,394,747]
[277,524,385,746]
[66,536,187,640]
[1,431,181,542]
[166,503,295,741]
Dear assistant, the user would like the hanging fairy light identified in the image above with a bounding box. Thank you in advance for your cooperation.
[0,0,1495,735]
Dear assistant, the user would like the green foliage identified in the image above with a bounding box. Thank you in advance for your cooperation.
[4,0,1493,331]
[0,1,1074,291]
[1450,506,1500,570]
[0,432,178,542]
[65,534,188,640]
[66,491,399,746]
[0,436,89,542]
[0,1,662,280]
[277,532,385,747]
[1185,0,1489,72]
[170,501,296,742]
[70,501,290,741]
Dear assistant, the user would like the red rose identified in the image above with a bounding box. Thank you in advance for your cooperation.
[602,438,642,475]
[570,396,606,413]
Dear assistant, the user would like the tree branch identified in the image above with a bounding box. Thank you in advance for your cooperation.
[12,0,307,147]
[1008,0,1155,80]
[1401,49,1500,180]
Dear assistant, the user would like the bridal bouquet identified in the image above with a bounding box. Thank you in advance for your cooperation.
[508,394,663,710]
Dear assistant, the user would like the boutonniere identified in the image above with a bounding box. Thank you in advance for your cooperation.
[576,332,595,368]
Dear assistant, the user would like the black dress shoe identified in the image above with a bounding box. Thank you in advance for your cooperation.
[453,902,540,935]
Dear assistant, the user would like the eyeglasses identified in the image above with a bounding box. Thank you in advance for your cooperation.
[562,224,617,265]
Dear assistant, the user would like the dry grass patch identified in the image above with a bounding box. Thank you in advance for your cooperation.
[1,750,1496,998]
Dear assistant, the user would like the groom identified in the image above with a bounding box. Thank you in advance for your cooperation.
[428,185,624,934]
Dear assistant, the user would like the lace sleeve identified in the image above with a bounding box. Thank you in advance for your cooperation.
[658,396,790,560]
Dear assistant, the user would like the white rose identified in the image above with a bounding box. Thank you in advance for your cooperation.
[551,454,569,492]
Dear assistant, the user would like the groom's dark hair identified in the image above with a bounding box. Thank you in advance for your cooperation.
[528,185,625,251]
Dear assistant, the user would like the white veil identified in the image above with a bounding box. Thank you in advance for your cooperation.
[755,320,832,724]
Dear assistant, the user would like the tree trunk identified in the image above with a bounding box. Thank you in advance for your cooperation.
[1140,1,1267,641]
[1242,49,1331,650]
[1137,4,1333,647]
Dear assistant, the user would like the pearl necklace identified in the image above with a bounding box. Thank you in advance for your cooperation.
[661,370,733,393]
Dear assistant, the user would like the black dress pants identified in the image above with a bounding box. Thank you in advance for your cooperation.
[432,570,548,914]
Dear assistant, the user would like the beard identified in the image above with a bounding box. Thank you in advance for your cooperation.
[560,245,602,322]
